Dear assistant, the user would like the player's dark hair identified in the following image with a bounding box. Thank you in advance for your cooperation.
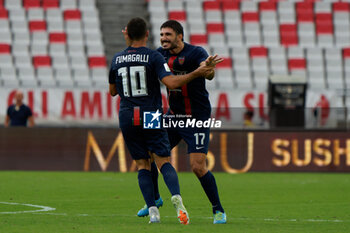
[160,20,184,41]
[127,17,148,41]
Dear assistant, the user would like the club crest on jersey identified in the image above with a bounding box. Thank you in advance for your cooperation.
[178,57,185,65]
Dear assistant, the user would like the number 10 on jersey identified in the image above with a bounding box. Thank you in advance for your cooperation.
[118,66,148,97]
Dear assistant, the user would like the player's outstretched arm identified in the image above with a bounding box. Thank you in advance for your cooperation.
[109,84,118,96]
[161,63,215,89]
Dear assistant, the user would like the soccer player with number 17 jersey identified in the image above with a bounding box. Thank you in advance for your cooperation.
[137,20,227,224]
[109,18,221,224]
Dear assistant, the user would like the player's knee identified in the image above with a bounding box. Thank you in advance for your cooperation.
[191,163,207,177]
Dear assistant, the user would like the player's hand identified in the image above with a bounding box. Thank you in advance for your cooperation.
[205,54,224,67]
[122,27,131,46]
[196,63,216,77]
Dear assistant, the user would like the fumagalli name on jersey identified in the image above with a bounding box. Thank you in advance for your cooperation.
[143,110,222,129]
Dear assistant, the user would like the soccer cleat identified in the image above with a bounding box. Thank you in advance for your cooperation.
[137,197,163,217]
[148,206,160,223]
[213,211,227,224]
[171,195,189,225]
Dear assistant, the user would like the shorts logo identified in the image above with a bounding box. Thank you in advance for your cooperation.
[143,110,162,129]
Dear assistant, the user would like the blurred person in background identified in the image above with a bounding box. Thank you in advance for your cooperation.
[243,110,255,127]
[5,90,35,127]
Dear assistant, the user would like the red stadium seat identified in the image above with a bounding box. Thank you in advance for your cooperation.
[315,13,333,35]
[0,0,4,9]
[168,11,186,21]
[88,56,107,68]
[288,58,306,70]
[42,0,59,9]
[203,1,221,11]
[296,2,314,14]
[316,24,333,35]
[249,46,268,58]
[190,34,208,45]
[242,12,259,22]
[280,24,298,47]
[49,33,67,43]
[24,0,41,9]
[215,57,232,69]
[64,10,81,20]
[33,56,52,68]
[29,21,47,32]
[333,2,350,12]
[222,1,239,11]
[206,23,224,33]
[297,12,314,22]
[316,13,333,24]
[259,2,276,11]
[0,43,11,54]
[0,8,8,18]
[343,48,350,59]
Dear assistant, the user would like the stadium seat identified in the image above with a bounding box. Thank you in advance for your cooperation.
[37,67,56,87]
[73,68,91,87]
[52,56,69,69]
[15,56,32,68]
[29,20,47,32]
[12,44,29,57]
[0,43,10,54]
[71,56,88,69]
[280,24,298,47]
[33,55,51,68]
[60,0,77,10]
[91,67,107,87]
[79,0,96,11]
[190,34,207,46]
[24,0,41,9]
[5,0,22,10]
[42,0,59,9]
[0,9,8,19]
[64,9,81,21]
[55,68,74,87]
[18,67,37,87]
[88,56,107,68]
[1,67,19,87]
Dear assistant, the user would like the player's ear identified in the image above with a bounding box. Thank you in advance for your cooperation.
[178,33,184,42]
[146,30,149,39]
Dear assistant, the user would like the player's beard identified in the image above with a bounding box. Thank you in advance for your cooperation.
[161,39,178,51]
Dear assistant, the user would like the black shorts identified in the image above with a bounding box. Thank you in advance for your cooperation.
[119,109,170,160]
[167,124,210,154]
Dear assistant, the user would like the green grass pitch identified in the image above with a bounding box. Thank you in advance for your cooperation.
[0,172,349,233]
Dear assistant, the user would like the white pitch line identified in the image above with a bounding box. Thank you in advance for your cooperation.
[0,202,56,214]
[30,212,348,223]
[2,206,347,224]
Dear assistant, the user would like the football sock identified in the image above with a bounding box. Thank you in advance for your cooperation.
[138,169,156,208]
[198,171,225,214]
[150,161,160,200]
[160,162,180,196]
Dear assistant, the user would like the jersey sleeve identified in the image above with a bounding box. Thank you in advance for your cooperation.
[193,47,209,66]
[152,51,173,81]
[26,106,33,117]
[108,56,117,84]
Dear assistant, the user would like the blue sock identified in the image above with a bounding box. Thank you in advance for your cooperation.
[199,171,224,214]
[138,169,156,208]
[160,162,180,196]
[150,162,160,200]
